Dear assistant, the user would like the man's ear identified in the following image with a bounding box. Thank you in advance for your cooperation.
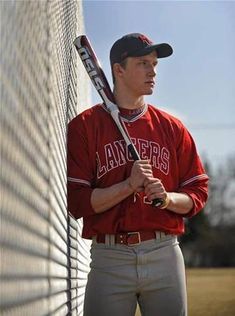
[113,63,125,79]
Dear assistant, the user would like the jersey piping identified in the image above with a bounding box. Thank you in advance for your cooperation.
[180,174,208,187]
[67,177,91,186]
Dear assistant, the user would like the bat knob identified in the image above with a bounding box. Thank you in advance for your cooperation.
[152,198,164,208]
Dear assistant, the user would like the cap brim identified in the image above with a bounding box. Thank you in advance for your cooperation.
[132,43,173,58]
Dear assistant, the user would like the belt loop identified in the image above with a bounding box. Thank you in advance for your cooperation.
[92,236,98,245]
[109,234,115,246]
[104,234,115,246]
[105,234,110,245]
[155,231,161,241]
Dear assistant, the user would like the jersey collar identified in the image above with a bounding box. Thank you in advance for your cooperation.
[120,104,148,122]
[100,103,148,122]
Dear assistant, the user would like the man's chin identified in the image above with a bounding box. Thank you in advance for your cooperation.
[144,89,154,96]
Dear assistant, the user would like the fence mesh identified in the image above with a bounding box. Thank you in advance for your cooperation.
[0,1,91,315]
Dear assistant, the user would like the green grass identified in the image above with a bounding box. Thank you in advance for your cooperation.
[135,268,235,316]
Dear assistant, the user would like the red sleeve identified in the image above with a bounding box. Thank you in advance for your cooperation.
[67,115,96,219]
[176,125,209,217]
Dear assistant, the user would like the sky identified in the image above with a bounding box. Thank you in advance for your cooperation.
[82,0,235,172]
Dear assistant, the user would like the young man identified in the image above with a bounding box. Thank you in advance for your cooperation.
[67,33,209,316]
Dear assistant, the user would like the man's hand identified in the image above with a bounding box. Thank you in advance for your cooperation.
[128,160,154,192]
[144,177,168,202]
[144,177,193,214]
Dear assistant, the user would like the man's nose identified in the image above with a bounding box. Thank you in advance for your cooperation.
[148,67,156,77]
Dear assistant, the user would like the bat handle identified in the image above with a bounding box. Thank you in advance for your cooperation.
[127,144,140,161]
[152,198,164,207]
[127,144,164,207]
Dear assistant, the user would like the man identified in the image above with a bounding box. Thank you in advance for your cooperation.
[67,33,208,316]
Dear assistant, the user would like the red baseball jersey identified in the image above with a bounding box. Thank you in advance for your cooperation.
[67,104,209,239]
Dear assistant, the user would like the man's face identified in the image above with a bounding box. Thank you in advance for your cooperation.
[118,50,158,97]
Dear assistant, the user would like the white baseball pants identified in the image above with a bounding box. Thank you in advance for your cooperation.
[83,234,187,316]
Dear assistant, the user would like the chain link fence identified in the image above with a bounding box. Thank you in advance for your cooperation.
[0,1,91,315]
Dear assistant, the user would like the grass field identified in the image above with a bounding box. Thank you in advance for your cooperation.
[135,268,235,316]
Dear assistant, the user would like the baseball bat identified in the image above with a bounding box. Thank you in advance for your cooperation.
[73,35,163,207]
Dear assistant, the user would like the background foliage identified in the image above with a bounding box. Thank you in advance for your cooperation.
[180,154,235,267]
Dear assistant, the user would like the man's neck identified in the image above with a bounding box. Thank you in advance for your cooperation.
[113,87,145,110]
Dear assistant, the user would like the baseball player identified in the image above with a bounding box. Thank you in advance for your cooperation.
[67,33,209,316]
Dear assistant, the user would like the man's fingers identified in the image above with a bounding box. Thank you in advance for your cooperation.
[134,161,153,175]
[134,160,152,168]
[129,160,154,192]
[144,177,161,187]
[144,178,166,201]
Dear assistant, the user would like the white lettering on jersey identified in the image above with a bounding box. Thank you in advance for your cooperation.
[105,143,118,171]
[96,137,170,179]
[160,147,170,175]
[114,140,127,165]
[96,152,107,179]
[138,139,149,160]
[149,141,160,169]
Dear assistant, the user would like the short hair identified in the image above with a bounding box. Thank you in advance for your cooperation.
[111,58,128,84]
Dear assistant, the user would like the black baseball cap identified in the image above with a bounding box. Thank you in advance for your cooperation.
[110,33,173,66]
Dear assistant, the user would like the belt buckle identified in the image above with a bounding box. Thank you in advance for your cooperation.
[127,232,141,246]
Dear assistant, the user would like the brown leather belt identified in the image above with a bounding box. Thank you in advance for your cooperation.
[95,231,168,246]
